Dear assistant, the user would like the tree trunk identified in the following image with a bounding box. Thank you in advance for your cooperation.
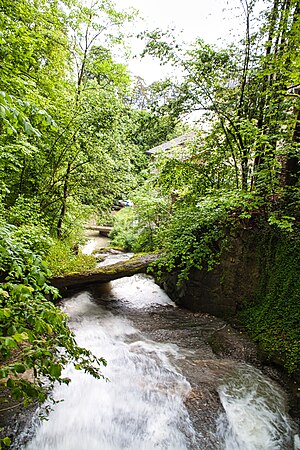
[57,161,71,239]
[283,108,300,186]
[51,253,159,292]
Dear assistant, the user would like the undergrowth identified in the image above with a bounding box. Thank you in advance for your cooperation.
[239,229,300,373]
[45,240,96,276]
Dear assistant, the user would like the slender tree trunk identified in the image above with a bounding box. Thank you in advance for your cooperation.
[284,108,300,186]
[252,0,297,191]
[55,20,90,237]
[252,0,280,183]
[18,157,26,197]
[57,161,71,239]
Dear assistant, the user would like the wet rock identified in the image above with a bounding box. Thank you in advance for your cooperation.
[0,387,37,446]
[208,324,259,364]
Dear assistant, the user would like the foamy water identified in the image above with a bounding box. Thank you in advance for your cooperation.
[217,366,296,449]
[23,288,195,450]
[19,275,298,450]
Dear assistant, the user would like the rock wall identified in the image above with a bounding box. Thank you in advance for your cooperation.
[158,229,262,317]
[158,228,300,406]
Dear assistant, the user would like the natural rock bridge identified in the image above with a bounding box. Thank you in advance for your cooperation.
[51,253,159,292]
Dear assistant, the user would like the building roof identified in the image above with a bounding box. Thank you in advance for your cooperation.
[145,132,196,155]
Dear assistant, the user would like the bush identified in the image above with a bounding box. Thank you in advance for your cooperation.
[110,189,171,252]
[0,223,105,406]
[6,195,43,226]
[109,207,137,250]
[11,224,53,257]
[45,240,96,276]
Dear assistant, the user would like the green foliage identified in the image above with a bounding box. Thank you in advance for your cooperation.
[140,1,300,192]
[0,0,147,239]
[130,189,171,252]
[151,191,258,283]
[0,435,11,449]
[126,138,271,282]
[45,240,96,276]
[110,186,171,252]
[239,230,300,373]
[268,213,296,233]
[0,92,44,137]
[109,208,137,251]
[10,224,53,257]
[0,223,105,405]
[5,196,43,226]
[55,200,94,243]
[154,206,224,283]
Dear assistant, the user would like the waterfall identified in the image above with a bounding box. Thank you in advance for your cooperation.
[17,274,298,450]
[216,365,295,450]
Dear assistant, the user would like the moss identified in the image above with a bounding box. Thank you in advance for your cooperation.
[46,241,96,276]
[51,254,159,289]
[239,228,300,373]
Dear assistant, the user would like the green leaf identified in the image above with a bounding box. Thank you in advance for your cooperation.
[6,378,14,388]
[0,369,8,379]
[13,363,26,374]
[12,332,28,343]
[0,308,11,319]
[3,437,11,446]
[3,337,17,349]
[49,364,62,378]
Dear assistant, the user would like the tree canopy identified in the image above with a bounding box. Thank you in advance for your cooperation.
[0,0,299,425]
[0,0,181,418]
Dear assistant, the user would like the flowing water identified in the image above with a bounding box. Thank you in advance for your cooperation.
[15,244,299,450]
[81,230,110,254]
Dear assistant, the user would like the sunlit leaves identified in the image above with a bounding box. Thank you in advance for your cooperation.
[0,91,41,137]
[0,223,106,406]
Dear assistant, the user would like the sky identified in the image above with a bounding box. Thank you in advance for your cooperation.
[117,0,245,83]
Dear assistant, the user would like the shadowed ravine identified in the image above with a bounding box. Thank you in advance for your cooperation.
[15,269,298,450]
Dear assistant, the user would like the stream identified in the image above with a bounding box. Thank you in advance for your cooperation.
[14,233,299,449]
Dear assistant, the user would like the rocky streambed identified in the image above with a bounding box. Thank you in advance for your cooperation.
[1,235,299,449]
[4,273,298,450]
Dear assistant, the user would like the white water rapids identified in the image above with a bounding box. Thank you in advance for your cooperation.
[23,279,196,450]
[19,252,298,449]
[217,366,297,450]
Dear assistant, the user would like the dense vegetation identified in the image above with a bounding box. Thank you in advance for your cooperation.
[239,229,300,373]
[0,0,299,434]
[111,0,300,372]
[0,0,181,422]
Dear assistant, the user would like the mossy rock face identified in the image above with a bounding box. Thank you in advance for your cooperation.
[159,228,262,317]
[238,230,300,374]
[159,226,300,376]
[51,253,159,291]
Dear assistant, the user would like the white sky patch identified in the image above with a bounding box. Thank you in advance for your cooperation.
[117,0,246,83]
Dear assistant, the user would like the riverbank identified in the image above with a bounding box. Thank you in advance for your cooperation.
[1,229,299,447]
[10,275,300,449]
[2,276,299,448]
